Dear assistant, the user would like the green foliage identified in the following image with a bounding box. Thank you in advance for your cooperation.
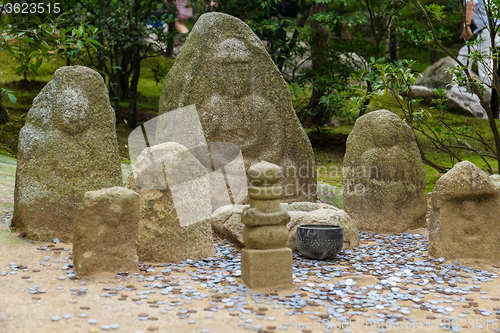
[351,57,498,174]
[1,11,101,81]
[351,58,421,119]
[0,89,17,105]
[309,124,331,138]
[318,90,357,121]
[425,4,447,21]
[353,58,421,130]
[151,61,170,86]
[348,0,408,59]
[54,22,102,65]
[430,88,447,112]
[396,0,458,64]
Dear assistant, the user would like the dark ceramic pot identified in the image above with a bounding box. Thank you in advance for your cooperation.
[296,224,343,260]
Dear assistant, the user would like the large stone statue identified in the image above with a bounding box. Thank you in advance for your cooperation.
[342,110,427,232]
[13,66,122,241]
[158,12,316,203]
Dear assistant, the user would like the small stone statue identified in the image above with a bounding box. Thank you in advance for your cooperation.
[241,161,293,289]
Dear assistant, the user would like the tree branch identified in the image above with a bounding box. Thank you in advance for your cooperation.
[76,0,97,16]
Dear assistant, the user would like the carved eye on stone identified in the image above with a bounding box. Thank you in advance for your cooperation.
[55,87,90,135]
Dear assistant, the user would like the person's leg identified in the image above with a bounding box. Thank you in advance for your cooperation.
[493,32,500,79]
[457,44,474,74]
[478,29,493,86]
[174,18,189,52]
[455,44,475,95]
[175,18,189,34]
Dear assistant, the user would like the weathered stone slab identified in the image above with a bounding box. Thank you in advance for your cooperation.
[73,187,139,276]
[210,202,359,251]
[125,142,215,262]
[429,161,500,260]
[13,66,122,242]
[410,85,488,119]
[281,202,338,213]
[158,12,316,203]
[342,110,427,233]
[416,56,455,90]
[411,55,488,119]
[210,204,247,246]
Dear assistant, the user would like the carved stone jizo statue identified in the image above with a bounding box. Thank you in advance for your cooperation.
[158,12,317,203]
[12,66,122,242]
[241,161,293,289]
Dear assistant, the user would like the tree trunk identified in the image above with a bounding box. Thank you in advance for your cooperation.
[301,2,328,128]
[166,19,175,58]
[487,22,500,170]
[389,25,398,62]
[491,86,499,119]
[430,45,437,64]
[98,0,106,81]
[127,0,140,128]
[0,93,9,125]
[129,46,141,128]
[302,88,325,128]
[165,2,177,58]
[275,0,310,73]
[121,52,130,98]
[113,45,121,125]
[492,47,500,119]
[359,80,373,117]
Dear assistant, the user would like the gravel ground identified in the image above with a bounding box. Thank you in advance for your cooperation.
[1,159,500,333]
[1,225,500,333]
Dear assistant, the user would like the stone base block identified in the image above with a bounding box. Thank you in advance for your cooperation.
[73,187,139,277]
[241,248,293,289]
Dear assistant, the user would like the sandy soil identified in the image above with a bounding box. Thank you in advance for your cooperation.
[1,227,500,333]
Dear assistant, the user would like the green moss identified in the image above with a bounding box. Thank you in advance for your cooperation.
[0,229,31,246]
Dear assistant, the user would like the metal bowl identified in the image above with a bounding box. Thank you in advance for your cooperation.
[296,224,343,260]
